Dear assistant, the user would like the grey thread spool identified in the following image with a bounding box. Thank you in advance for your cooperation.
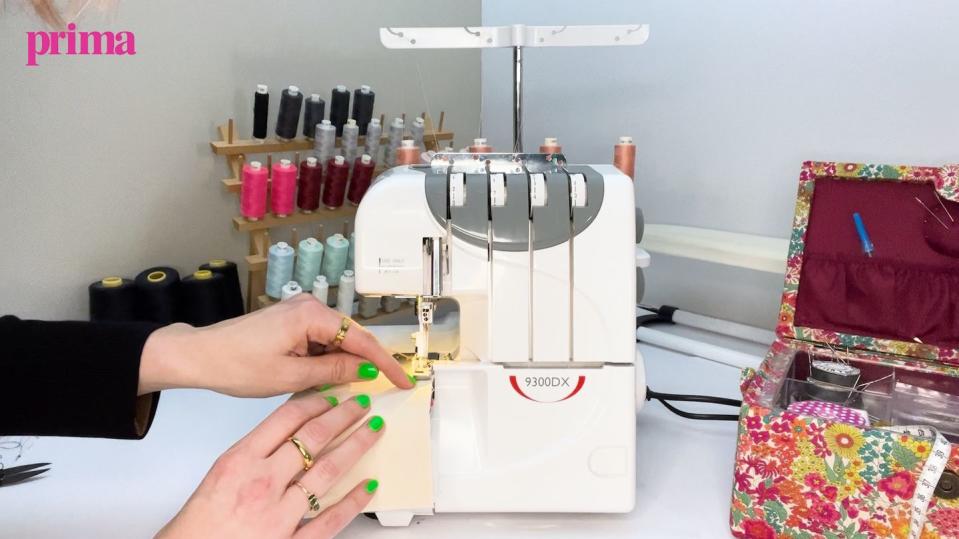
[341,119,359,164]
[409,116,425,149]
[314,120,336,171]
[352,85,375,136]
[358,295,380,319]
[381,295,402,313]
[275,85,303,141]
[302,93,325,139]
[364,118,382,164]
[386,117,405,167]
[805,360,862,406]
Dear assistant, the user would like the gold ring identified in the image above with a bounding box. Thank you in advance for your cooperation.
[292,480,321,514]
[288,436,314,471]
[331,317,352,348]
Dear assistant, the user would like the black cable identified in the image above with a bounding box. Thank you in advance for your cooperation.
[646,387,742,422]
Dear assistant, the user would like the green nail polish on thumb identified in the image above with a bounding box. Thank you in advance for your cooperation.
[358,362,379,380]
[365,479,379,494]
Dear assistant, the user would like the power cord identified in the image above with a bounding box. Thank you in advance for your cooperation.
[646,388,742,421]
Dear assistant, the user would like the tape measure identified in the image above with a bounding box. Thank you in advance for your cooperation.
[881,425,951,539]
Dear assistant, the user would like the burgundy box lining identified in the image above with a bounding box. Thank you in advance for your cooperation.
[793,177,959,348]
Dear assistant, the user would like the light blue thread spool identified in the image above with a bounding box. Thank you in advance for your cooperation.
[321,233,350,286]
[266,241,295,299]
[347,232,355,271]
[294,237,324,291]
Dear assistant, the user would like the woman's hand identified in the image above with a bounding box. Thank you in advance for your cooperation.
[158,392,385,538]
[138,294,413,396]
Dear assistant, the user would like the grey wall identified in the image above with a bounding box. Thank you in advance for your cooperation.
[482,0,959,328]
[0,0,481,319]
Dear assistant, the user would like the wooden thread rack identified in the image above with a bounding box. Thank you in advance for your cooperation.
[211,111,454,312]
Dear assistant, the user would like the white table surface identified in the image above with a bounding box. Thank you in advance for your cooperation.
[0,333,757,538]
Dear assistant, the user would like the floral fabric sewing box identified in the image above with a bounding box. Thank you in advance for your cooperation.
[730,161,959,539]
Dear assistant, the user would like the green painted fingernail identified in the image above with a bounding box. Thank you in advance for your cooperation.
[365,479,379,494]
[367,415,385,432]
[316,384,333,392]
[325,396,339,407]
[358,362,379,380]
[355,394,371,408]
[407,373,417,385]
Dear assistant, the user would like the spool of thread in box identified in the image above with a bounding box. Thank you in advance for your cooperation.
[314,119,336,170]
[409,116,425,149]
[613,136,636,180]
[271,159,297,217]
[395,139,420,166]
[469,138,492,153]
[89,276,137,322]
[341,119,359,164]
[281,280,303,301]
[293,237,324,291]
[266,242,295,299]
[312,275,330,305]
[297,157,322,213]
[364,118,382,163]
[336,269,356,316]
[357,295,380,319]
[347,232,355,271]
[241,161,268,221]
[199,259,244,318]
[134,267,181,324]
[352,85,375,136]
[302,93,325,139]
[330,85,350,136]
[252,84,269,141]
[348,154,375,205]
[321,233,349,285]
[540,137,562,154]
[386,117,404,166]
[179,270,226,327]
[322,156,349,209]
[275,85,303,141]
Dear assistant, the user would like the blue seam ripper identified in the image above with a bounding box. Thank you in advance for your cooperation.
[852,212,874,257]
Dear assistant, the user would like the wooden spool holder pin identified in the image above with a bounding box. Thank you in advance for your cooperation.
[211,112,452,312]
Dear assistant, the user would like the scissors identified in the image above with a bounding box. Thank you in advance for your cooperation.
[0,463,50,486]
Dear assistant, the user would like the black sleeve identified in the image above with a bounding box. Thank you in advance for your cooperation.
[0,315,162,439]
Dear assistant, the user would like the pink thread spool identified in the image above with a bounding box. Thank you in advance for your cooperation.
[348,154,376,205]
[468,137,492,153]
[271,159,297,217]
[322,155,349,209]
[240,161,268,221]
[395,139,420,166]
[539,137,562,154]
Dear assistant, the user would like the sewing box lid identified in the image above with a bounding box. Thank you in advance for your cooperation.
[777,161,959,366]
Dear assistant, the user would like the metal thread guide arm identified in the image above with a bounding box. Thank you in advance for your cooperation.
[380,24,649,152]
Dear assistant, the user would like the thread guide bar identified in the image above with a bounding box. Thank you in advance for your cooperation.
[379,24,650,49]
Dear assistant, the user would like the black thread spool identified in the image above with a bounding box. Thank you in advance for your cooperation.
[302,93,326,139]
[275,85,304,141]
[252,84,269,140]
[88,276,137,322]
[805,360,862,406]
[134,267,181,324]
[199,259,244,319]
[352,85,375,136]
[329,85,351,137]
[179,270,226,327]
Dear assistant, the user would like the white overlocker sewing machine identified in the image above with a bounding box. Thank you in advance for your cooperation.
[314,23,651,526]
[352,151,645,522]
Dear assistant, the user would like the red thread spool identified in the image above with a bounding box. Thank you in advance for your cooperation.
[468,137,493,153]
[271,159,297,217]
[395,139,421,166]
[240,161,268,221]
[322,155,349,209]
[348,153,376,205]
[613,136,636,180]
[539,137,562,154]
[297,156,322,213]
